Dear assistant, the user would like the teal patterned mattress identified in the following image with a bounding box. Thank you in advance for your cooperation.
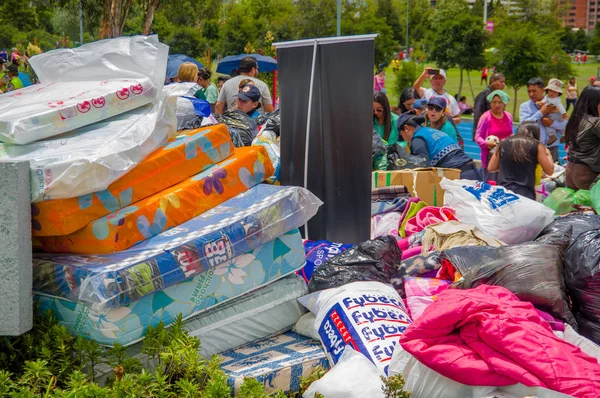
[34,229,305,346]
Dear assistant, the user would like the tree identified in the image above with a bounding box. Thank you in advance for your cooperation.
[342,1,397,66]
[100,0,133,38]
[590,23,600,55]
[294,0,337,39]
[141,0,160,35]
[377,0,403,43]
[560,27,576,53]
[573,28,589,51]
[471,0,494,19]
[426,0,487,97]
[490,9,573,116]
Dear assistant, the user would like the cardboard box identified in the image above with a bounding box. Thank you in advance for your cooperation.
[373,168,461,206]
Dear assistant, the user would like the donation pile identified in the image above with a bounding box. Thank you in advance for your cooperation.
[0,36,329,396]
[293,170,600,398]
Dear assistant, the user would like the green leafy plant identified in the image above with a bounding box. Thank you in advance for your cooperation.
[393,60,422,100]
[381,374,412,398]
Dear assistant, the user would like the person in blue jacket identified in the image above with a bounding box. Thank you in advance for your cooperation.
[397,112,482,180]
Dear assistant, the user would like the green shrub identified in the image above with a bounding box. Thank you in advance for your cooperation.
[393,60,422,104]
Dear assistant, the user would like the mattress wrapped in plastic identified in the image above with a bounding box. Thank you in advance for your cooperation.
[32,185,322,310]
[1,83,192,202]
[34,229,306,346]
[0,36,167,145]
[219,331,329,395]
[33,146,275,253]
[184,274,307,358]
[31,124,233,237]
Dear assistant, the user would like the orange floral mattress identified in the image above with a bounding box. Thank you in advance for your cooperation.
[33,146,274,254]
[31,124,233,237]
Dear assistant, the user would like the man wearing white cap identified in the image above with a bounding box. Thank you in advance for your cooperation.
[413,67,461,124]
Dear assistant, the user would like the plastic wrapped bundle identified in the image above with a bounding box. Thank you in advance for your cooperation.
[307,235,402,293]
[0,35,167,145]
[565,229,600,343]
[444,234,577,328]
[1,83,190,202]
[33,185,322,310]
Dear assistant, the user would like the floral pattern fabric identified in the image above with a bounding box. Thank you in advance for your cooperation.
[32,185,322,310]
[34,229,306,347]
[33,145,274,254]
[32,124,233,237]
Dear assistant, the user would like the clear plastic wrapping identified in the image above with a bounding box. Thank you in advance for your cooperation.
[444,231,577,328]
[1,83,189,202]
[1,35,167,145]
[32,184,322,311]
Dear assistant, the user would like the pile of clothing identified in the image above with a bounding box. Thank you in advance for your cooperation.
[291,178,600,398]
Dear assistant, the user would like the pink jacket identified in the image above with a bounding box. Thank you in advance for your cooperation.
[475,110,513,169]
[401,285,600,397]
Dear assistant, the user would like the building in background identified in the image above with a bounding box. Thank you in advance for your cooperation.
[562,0,600,32]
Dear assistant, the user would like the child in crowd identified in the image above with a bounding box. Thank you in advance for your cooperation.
[538,78,568,146]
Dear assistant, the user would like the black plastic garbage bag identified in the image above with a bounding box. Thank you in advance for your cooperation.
[443,234,577,329]
[564,229,600,343]
[390,251,443,298]
[373,130,386,158]
[535,224,572,254]
[308,235,402,293]
[214,110,258,147]
[256,109,281,137]
[537,213,600,247]
[386,143,427,170]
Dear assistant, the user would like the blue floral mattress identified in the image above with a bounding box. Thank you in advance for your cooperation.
[34,229,306,347]
[219,331,329,395]
[32,185,321,311]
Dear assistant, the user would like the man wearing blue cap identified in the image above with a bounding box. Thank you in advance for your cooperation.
[236,84,262,119]
[397,113,481,180]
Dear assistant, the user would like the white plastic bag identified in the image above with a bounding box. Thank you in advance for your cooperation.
[388,347,571,398]
[0,36,167,144]
[292,312,320,341]
[303,347,385,398]
[440,178,555,244]
[0,84,188,202]
[298,281,411,375]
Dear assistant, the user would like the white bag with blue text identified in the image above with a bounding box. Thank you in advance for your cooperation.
[297,281,412,375]
[440,178,555,244]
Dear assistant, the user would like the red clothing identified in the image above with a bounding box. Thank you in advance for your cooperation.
[481,67,488,77]
[401,285,600,398]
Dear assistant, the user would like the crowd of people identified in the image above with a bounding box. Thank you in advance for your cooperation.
[373,64,600,201]
[174,56,273,121]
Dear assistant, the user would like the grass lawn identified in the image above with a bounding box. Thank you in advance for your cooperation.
[385,62,600,121]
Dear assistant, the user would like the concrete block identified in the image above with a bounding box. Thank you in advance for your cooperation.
[0,161,32,336]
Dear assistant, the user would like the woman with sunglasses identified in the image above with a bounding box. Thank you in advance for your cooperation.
[475,90,513,180]
[425,97,464,147]
[373,92,399,145]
